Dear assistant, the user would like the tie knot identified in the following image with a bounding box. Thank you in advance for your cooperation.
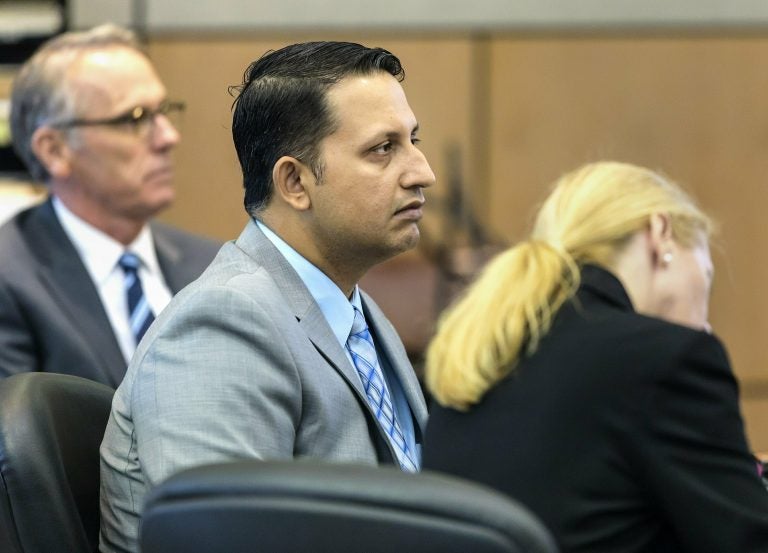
[350,307,369,336]
[118,252,141,274]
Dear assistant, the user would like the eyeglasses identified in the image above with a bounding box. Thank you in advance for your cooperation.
[49,100,185,137]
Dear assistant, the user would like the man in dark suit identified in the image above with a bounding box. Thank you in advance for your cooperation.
[0,24,219,387]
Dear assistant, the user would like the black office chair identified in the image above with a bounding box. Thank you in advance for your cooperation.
[140,460,558,553]
[0,372,114,553]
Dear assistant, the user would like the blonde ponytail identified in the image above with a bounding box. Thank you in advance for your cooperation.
[425,161,712,410]
[425,240,579,410]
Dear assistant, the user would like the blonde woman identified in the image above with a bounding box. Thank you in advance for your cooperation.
[423,161,768,553]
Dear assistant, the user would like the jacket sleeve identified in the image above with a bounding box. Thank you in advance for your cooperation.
[639,330,768,552]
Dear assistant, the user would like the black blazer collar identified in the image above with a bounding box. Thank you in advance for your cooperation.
[578,264,635,313]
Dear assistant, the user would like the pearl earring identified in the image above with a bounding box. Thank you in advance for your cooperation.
[662,252,673,265]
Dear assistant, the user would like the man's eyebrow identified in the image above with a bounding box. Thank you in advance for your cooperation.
[365,122,420,144]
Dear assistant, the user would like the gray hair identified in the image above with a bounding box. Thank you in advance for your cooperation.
[10,24,144,182]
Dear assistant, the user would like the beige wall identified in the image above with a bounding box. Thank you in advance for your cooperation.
[149,32,768,449]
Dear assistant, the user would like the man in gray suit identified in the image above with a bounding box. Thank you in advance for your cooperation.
[99,41,435,552]
[0,25,219,387]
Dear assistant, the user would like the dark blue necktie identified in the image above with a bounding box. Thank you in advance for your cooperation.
[118,252,155,345]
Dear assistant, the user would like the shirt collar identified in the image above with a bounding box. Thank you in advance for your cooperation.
[52,195,162,284]
[256,219,358,347]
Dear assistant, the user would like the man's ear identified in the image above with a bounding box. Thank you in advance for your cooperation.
[30,126,71,179]
[647,213,674,269]
[272,156,313,211]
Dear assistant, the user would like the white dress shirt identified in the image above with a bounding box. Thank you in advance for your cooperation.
[53,197,173,363]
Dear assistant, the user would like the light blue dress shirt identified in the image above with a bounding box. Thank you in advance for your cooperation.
[256,220,419,465]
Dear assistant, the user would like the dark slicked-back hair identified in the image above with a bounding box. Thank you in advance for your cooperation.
[230,41,404,216]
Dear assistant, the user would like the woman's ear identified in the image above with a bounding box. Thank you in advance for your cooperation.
[648,213,675,269]
[30,126,71,179]
[272,156,313,211]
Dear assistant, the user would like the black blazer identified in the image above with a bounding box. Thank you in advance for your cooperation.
[0,198,220,387]
[424,265,768,553]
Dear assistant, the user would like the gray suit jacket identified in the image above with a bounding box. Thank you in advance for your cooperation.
[99,221,428,553]
[0,198,220,387]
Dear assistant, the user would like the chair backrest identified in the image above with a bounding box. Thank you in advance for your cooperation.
[140,460,559,553]
[0,372,114,553]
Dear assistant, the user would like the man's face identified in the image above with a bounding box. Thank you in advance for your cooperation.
[306,72,435,271]
[58,47,180,222]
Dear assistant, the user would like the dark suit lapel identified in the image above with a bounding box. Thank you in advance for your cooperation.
[152,226,185,296]
[25,199,125,385]
[151,221,221,295]
[152,225,185,293]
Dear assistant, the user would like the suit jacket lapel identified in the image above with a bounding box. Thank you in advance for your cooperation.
[362,293,428,437]
[234,221,423,459]
[297,303,365,396]
[235,222,367,399]
[26,199,125,385]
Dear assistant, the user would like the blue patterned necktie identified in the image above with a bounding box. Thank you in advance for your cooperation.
[118,252,155,345]
[346,306,418,472]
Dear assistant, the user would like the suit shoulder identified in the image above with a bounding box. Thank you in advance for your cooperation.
[621,311,726,363]
[0,214,24,250]
[0,201,43,241]
[153,253,290,344]
[0,203,49,273]
[565,297,712,350]
[550,303,728,384]
[177,241,277,297]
